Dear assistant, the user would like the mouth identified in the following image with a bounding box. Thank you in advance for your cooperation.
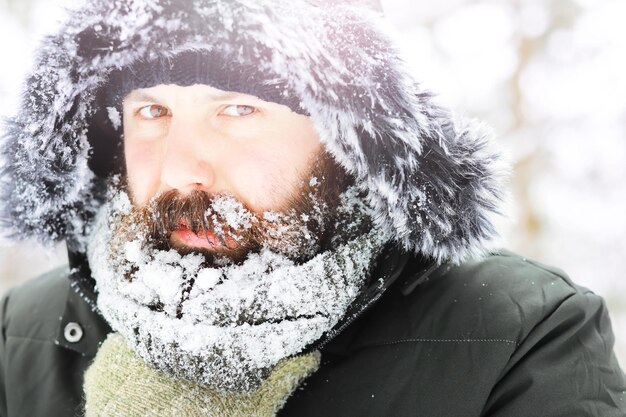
[169,220,226,250]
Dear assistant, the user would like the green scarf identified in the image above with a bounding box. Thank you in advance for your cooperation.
[84,334,321,417]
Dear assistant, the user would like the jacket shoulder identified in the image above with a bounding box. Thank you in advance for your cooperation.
[458,251,626,416]
[423,249,590,343]
[350,249,605,349]
[1,266,70,341]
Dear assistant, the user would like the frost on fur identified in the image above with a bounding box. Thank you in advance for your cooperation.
[0,0,509,263]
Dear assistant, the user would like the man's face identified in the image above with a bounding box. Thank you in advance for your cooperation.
[120,83,332,262]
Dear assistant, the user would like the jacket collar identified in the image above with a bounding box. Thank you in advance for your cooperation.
[321,249,441,356]
[399,259,444,296]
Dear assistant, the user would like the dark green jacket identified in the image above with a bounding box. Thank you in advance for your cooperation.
[1,250,625,416]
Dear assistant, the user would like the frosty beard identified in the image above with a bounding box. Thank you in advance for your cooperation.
[87,152,389,392]
[110,150,354,273]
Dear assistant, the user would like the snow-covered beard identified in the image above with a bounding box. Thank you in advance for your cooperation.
[87,162,389,392]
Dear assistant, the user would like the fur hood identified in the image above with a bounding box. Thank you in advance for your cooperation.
[0,0,508,264]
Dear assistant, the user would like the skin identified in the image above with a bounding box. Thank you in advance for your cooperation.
[122,83,323,251]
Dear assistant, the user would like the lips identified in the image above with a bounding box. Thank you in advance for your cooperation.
[170,220,224,249]
[171,228,223,248]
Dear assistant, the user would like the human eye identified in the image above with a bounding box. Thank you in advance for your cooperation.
[137,104,171,119]
[220,104,258,117]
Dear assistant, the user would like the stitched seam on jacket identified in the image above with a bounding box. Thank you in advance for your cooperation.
[372,338,518,347]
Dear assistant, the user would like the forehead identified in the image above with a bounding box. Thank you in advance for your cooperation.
[123,83,262,104]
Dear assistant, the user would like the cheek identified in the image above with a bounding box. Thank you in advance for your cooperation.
[224,149,278,211]
[124,141,162,205]
[229,132,322,212]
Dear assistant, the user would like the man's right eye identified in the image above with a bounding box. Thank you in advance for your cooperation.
[138,105,171,119]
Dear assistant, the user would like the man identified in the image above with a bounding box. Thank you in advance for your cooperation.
[0,0,624,416]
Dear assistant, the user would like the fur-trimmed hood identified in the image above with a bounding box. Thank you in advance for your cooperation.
[0,0,508,264]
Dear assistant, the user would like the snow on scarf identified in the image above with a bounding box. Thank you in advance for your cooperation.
[87,188,387,391]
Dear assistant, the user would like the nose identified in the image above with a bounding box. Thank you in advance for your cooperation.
[159,117,218,194]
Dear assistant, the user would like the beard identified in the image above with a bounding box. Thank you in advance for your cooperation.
[110,150,369,271]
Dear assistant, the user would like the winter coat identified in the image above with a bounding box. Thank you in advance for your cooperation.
[1,246,625,416]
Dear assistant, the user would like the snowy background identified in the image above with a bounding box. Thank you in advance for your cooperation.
[1,0,624,366]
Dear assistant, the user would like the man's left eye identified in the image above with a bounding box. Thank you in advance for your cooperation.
[221,105,257,117]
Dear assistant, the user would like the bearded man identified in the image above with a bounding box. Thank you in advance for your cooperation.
[0,0,624,416]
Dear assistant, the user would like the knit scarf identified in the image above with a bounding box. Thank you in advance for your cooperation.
[87,189,386,392]
[84,333,321,417]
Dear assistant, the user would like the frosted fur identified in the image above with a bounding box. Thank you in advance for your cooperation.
[87,190,386,391]
[0,0,508,263]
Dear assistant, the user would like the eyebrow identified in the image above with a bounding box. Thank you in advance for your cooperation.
[124,89,255,103]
